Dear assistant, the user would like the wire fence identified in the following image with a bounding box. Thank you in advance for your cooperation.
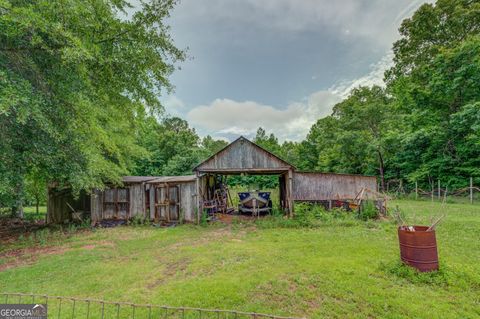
[1,293,303,319]
[384,178,480,204]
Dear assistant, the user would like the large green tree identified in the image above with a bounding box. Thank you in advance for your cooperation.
[385,0,480,189]
[301,86,394,191]
[0,0,185,215]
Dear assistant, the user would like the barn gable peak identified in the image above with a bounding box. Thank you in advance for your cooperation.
[194,136,294,173]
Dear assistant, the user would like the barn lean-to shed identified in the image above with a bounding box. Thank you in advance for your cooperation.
[48,176,198,224]
[90,176,158,223]
[145,175,197,223]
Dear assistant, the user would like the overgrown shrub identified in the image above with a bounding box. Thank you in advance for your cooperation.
[129,215,147,226]
[357,200,379,221]
[200,209,209,226]
[256,203,356,229]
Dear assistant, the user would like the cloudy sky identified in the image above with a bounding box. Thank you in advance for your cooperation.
[160,0,430,141]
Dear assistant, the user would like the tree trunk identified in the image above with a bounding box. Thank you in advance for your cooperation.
[14,180,25,219]
[15,199,24,219]
[377,149,386,192]
[36,196,39,215]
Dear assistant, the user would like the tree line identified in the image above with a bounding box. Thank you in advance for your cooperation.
[257,0,480,193]
[1,0,479,216]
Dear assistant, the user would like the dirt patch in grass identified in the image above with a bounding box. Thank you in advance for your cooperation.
[0,218,47,246]
[80,240,115,250]
[0,246,71,272]
[146,257,191,289]
[216,213,256,224]
[0,237,111,272]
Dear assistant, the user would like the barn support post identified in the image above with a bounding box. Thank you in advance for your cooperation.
[431,182,434,202]
[195,173,201,224]
[287,169,294,217]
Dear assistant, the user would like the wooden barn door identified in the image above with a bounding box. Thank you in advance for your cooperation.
[103,188,130,219]
[154,184,180,222]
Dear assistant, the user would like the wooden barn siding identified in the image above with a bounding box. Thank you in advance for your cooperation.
[197,139,289,171]
[292,172,377,201]
[129,183,145,217]
[180,182,196,222]
[147,181,197,222]
[47,189,72,223]
[91,184,146,222]
[47,189,91,223]
[90,189,103,223]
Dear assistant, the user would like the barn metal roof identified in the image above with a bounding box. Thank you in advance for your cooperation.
[147,175,196,184]
[121,176,160,183]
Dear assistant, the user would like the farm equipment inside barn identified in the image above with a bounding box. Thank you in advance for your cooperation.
[238,191,272,216]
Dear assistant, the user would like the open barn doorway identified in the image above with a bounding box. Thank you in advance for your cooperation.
[197,171,290,221]
[193,136,295,220]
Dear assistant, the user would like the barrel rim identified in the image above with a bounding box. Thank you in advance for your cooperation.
[398,225,433,232]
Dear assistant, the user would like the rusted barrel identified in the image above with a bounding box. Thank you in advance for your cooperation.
[398,226,439,272]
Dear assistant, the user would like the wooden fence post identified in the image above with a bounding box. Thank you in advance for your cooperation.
[470,177,474,204]
[431,183,434,202]
[415,181,418,200]
[438,179,441,201]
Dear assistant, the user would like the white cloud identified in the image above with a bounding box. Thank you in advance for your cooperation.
[186,51,394,142]
[187,91,340,142]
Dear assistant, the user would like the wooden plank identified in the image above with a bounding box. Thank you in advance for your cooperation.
[90,189,103,223]
[195,167,291,174]
[128,184,145,219]
[149,185,155,220]
[195,137,293,172]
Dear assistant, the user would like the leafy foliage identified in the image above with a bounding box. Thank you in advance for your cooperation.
[0,0,185,212]
[293,0,480,192]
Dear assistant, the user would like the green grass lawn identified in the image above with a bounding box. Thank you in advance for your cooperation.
[0,200,479,318]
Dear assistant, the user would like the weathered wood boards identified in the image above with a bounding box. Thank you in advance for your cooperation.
[195,136,293,173]
[47,188,90,223]
[292,172,377,201]
[146,175,196,223]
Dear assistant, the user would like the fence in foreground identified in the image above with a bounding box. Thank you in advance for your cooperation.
[1,293,302,319]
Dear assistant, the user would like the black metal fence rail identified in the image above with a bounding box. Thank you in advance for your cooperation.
[1,293,303,319]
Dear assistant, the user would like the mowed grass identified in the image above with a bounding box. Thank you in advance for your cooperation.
[0,200,479,318]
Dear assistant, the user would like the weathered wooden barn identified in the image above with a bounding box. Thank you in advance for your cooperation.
[193,136,295,218]
[47,136,380,224]
[48,175,197,224]
[193,136,378,218]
